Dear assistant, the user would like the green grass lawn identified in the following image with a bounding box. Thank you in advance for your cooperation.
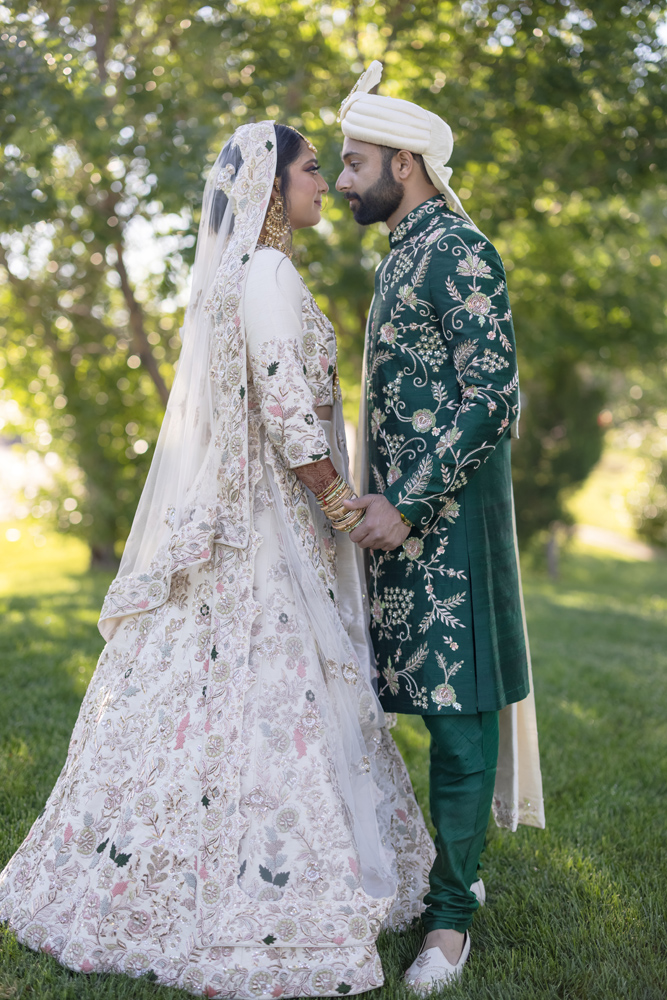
[0,529,666,999]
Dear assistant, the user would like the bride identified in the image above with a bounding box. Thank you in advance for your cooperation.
[0,121,435,997]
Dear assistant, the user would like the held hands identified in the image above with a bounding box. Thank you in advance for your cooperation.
[343,494,411,551]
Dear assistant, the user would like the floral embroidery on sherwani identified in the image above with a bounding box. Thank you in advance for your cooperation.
[366,196,529,716]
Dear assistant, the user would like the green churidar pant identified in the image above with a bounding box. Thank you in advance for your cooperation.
[421,711,500,934]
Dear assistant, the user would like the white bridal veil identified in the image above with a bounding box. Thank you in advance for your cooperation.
[98,120,399,902]
[99,122,277,639]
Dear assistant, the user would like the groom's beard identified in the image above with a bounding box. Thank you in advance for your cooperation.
[346,161,404,226]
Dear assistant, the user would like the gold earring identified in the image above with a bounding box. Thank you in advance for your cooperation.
[258,193,293,259]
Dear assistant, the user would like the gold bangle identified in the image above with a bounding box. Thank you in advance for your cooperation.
[316,474,345,503]
[321,485,355,516]
[331,509,360,528]
[323,495,353,518]
[400,511,413,528]
[332,509,366,532]
[321,483,347,506]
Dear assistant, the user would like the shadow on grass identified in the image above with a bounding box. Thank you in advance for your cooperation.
[1,547,666,999]
[0,569,112,859]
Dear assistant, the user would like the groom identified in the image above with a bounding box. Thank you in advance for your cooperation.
[336,63,531,990]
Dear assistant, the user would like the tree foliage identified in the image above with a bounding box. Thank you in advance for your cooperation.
[1,0,666,559]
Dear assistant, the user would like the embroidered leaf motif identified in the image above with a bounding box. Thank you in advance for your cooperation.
[259,864,274,883]
[336,984,352,995]
[419,591,467,633]
[445,274,464,303]
[273,870,290,888]
[96,838,109,854]
[239,385,245,399]
[201,794,210,809]
[453,339,477,372]
[265,139,274,150]
[267,361,279,376]
[239,860,247,878]
[411,249,431,289]
[370,350,394,377]
[263,934,276,944]
[400,456,432,500]
[435,650,464,680]
[372,464,386,494]
[211,646,218,660]
[241,253,249,264]
[431,381,448,404]
[109,843,132,868]
[403,643,429,673]
[502,372,520,393]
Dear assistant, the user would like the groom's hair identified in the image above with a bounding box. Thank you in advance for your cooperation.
[380,145,430,182]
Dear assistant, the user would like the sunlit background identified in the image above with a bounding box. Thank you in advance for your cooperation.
[2,5,667,994]
[1,0,666,569]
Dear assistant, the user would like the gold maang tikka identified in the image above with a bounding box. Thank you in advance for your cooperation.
[258,192,293,259]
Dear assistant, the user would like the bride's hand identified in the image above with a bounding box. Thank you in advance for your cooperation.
[343,495,411,551]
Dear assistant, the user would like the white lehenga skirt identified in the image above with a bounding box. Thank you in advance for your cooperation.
[0,420,435,999]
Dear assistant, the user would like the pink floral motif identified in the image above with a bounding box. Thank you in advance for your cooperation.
[0,125,435,997]
[464,291,492,317]
[403,537,424,562]
[411,409,436,433]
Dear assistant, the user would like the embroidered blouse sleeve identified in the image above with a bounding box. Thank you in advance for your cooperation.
[245,248,331,468]
[382,234,520,531]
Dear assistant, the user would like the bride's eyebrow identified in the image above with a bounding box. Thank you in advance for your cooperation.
[303,156,318,168]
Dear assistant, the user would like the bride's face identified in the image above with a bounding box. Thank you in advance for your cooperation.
[281,146,329,231]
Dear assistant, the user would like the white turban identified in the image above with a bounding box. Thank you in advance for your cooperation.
[339,61,472,223]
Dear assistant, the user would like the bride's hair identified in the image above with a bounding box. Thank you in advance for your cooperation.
[273,123,307,208]
[209,123,307,235]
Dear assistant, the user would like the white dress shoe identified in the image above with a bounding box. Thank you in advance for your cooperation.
[404,932,471,993]
[471,877,485,905]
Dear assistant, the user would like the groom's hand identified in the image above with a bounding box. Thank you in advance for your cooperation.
[343,494,411,551]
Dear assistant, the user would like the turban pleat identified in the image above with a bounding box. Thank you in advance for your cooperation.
[338,61,472,223]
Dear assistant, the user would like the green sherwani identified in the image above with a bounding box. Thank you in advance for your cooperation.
[365,195,529,717]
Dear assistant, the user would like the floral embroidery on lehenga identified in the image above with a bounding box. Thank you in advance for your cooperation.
[0,209,435,997]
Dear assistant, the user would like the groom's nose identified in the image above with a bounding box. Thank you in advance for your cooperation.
[335,167,349,192]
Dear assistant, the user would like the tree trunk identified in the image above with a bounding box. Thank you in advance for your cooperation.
[89,542,120,572]
[114,244,170,407]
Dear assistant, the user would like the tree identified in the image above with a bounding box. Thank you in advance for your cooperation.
[1,1,666,560]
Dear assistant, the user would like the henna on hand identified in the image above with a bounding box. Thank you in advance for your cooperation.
[293,457,338,496]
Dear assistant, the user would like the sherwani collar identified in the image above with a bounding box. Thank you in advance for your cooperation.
[389,195,453,248]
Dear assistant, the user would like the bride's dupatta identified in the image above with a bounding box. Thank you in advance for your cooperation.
[99,120,400,940]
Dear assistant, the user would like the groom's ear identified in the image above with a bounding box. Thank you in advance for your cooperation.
[395,149,418,180]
